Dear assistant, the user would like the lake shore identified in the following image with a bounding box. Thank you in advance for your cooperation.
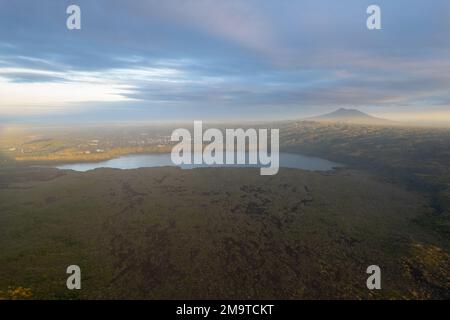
[53,152,344,172]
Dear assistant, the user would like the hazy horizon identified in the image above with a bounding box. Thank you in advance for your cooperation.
[3,108,450,128]
[1,0,450,124]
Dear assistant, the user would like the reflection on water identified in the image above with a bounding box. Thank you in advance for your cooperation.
[55,152,343,172]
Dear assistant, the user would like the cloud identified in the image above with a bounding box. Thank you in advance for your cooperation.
[0,0,449,121]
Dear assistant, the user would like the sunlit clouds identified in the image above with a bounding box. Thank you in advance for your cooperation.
[0,0,449,122]
[0,64,189,113]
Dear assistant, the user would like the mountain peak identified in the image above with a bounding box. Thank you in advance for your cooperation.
[308,108,389,124]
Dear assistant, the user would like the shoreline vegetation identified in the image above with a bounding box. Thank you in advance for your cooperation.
[6,145,173,164]
[2,120,449,240]
[2,121,450,219]
[0,120,449,299]
[2,120,450,165]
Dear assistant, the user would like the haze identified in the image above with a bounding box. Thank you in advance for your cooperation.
[0,0,449,125]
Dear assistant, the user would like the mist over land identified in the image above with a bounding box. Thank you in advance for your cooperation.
[1,0,450,300]
[1,116,450,299]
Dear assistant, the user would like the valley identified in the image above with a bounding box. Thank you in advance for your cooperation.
[1,120,449,299]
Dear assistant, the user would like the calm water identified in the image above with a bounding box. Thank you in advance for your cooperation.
[55,152,342,172]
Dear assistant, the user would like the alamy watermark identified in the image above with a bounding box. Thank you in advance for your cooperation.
[66,5,81,30]
[170,121,279,175]
[66,265,81,290]
[66,4,381,31]
[64,264,381,291]
[366,265,382,290]
[367,5,382,30]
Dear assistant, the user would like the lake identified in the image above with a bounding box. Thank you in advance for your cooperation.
[55,152,343,172]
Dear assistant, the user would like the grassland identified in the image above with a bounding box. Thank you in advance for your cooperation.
[0,166,448,299]
[0,121,449,299]
[0,125,173,164]
[280,121,450,237]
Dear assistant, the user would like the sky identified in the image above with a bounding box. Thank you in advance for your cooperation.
[0,0,449,123]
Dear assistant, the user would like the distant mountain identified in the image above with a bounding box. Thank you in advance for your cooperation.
[308,108,390,125]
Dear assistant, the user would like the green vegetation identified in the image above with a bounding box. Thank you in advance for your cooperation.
[0,121,449,299]
[0,125,174,164]
[280,121,450,236]
[0,166,448,299]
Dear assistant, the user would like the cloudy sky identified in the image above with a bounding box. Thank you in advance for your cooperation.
[0,0,449,123]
